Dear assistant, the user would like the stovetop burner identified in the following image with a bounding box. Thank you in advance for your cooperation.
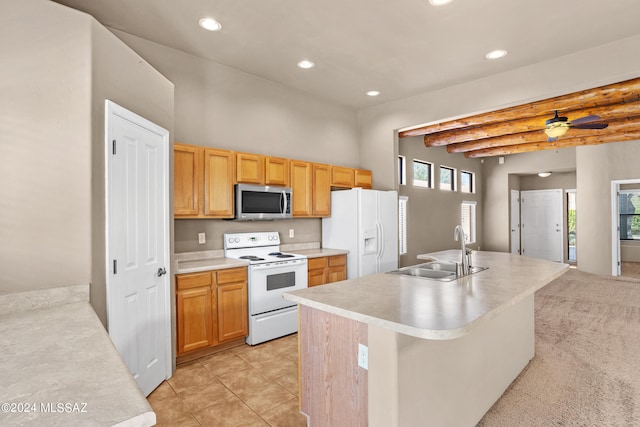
[239,255,265,261]
[268,252,295,258]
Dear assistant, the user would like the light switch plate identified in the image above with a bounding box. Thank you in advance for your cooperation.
[357,343,368,370]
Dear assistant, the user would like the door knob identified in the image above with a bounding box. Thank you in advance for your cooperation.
[157,267,167,277]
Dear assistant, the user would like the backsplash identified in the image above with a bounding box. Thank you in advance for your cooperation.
[174,218,322,253]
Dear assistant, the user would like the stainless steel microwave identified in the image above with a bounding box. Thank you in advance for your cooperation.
[235,184,292,220]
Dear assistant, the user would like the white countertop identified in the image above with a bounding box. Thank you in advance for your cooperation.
[0,290,154,426]
[284,250,568,340]
[287,248,348,258]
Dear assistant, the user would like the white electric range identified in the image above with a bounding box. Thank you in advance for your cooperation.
[224,232,308,345]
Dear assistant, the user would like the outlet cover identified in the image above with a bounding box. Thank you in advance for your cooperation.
[198,233,206,244]
[289,229,295,238]
[357,343,368,370]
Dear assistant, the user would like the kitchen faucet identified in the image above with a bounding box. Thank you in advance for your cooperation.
[454,225,470,276]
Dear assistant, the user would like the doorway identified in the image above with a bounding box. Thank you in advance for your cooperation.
[105,100,171,396]
[521,189,563,262]
[611,179,640,278]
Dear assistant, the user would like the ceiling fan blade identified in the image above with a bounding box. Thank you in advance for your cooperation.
[569,114,601,125]
[571,123,609,130]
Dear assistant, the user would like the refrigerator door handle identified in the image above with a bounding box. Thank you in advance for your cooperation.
[376,221,384,270]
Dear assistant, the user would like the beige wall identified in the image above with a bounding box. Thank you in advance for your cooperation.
[109,30,361,251]
[520,172,576,191]
[357,34,640,266]
[576,141,640,275]
[90,22,174,325]
[0,0,91,295]
[398,138,482,267]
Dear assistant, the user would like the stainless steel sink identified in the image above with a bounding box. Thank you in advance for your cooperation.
[387,261,488,282]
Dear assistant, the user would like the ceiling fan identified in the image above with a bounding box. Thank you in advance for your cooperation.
[544,110,609,142]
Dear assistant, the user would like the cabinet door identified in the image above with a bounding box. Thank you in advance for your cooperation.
[328,264,347,283]
[217,281,248,342]
[331,166,355,188]
[176,286,213,354]
[265,156,290,187]
[312,163,331,217]
[355,169,373,189]
[236,152,264,184]
[308,257,329,287]
[290,160,312,216]
[203,148,235,217]
[174,143,202,216]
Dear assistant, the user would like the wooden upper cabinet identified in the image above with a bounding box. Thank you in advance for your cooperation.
[265,156,290,187]
[312,163,331,217]
[331,166,355,188]
[290,160,313,216]
[236,152,264,184]
[355,169,373,189]
[174,143,202,216]
[203,148,235,217]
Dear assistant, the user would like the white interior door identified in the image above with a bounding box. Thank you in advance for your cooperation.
[106,100,171,396]
[521,189,563,262]
[510,190,521,255]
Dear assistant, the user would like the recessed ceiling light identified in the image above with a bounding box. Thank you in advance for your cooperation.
[199,18,222,32]
[297,60,315,69]
[485,49,508,60]
[429,0,453,5]
[366,90,380,97]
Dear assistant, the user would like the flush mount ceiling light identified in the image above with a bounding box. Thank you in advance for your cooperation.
[297,60,315,69]
[199,18,222,31]
[366,90,380,97]
[538,172,552,178]
[429,0,453,5]
[485,49,508,60]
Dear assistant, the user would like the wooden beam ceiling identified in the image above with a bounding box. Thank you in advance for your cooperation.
[399,77,640,158]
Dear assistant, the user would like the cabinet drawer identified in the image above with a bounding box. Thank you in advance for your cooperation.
[308,257,328,270]
[328,255,347,266]
[177,272,212,291]
[217,267,247,284]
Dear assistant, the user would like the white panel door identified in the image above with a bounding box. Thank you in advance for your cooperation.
[510,190,521,255]
[521,189,563,262]
[106,101,170,396]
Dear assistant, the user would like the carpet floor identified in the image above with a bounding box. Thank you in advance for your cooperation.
[478,268,640,426]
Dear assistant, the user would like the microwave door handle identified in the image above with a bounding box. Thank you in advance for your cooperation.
[281,190,287,216]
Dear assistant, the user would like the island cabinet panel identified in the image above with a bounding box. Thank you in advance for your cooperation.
[203,148,235,217]
[174,143,202,216]
[236,152,265,184]
[290,160,313,216]
[312,163,331,216]
[355,169,372,189]
[299,305,368,426]
[265,156,290,186]
[331,166,355,188]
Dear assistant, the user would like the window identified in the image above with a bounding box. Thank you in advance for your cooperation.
[620,191,640,240]
[398,155,406,185]
[461,201,477,244]
[461,171,474,193]
[439,166,455,191]
[413,160,433,188]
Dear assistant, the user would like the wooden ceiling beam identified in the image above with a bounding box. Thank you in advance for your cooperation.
[400,76,640,138]
[448,118,640,154]
[425,101,640,147]
[464,130,640,158]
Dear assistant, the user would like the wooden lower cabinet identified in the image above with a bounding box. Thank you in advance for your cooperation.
[307,254,347,287]
[176,267,248,357]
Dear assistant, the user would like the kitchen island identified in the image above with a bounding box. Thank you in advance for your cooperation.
[283,250,568,427]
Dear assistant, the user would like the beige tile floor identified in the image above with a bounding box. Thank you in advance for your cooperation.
[148,333,307,427]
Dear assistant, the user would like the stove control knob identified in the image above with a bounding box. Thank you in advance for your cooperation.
[234,238,240,243]
[228,238,233,244]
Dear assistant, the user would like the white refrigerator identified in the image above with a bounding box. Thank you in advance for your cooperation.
[322,188,398,279]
